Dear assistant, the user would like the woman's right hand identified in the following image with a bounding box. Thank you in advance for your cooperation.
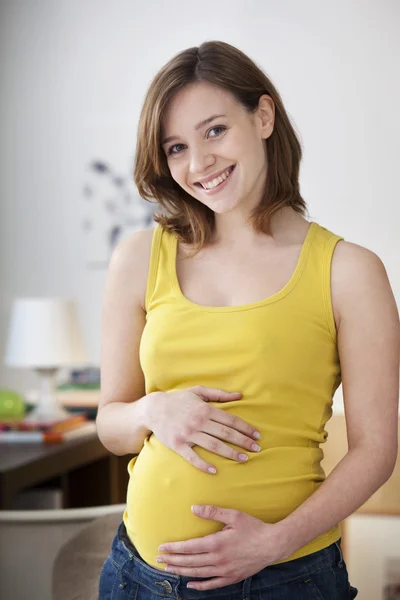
[147,385,262,474]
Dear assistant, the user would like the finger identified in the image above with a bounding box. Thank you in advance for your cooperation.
[193,386,242,402]
[191,431,250,463]
[187,577,234,591]
[192,504,239,525]
[208,405,261,441]
[180,446,218,474]
[157,552,214,567]
[158,535,211,554]
[164,564,220,578]
[201,421,261,455]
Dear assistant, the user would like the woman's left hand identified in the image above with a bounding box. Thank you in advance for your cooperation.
[156,504,291,591]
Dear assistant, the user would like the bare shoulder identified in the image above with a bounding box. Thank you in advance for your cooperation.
[111,227,155,266]
[331,239,397,329]
[332,239,387,278]
[109,227,155,311]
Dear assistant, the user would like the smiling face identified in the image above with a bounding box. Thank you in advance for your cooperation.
[161,81,274,216]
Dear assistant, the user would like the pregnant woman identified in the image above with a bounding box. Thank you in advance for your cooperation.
[97,41,399,599]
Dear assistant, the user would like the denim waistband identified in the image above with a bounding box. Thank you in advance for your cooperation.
[114,521,337,599]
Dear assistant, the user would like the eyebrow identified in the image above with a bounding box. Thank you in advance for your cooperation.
[161,114,227,145]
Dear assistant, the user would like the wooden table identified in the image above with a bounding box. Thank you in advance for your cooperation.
[0,430,131,510]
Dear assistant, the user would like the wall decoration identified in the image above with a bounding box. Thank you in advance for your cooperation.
[82,160,157,268]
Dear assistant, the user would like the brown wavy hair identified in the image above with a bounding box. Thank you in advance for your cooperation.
[134,40,308,256]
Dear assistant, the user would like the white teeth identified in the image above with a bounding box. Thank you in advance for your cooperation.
[201,167,232,190]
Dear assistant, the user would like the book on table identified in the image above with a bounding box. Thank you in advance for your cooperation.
[0,420,97,443]
[0,411,88,433]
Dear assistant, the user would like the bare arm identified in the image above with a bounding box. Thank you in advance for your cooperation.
[96,228,155,456]
[273,242,400,556]
[96,397,156,456]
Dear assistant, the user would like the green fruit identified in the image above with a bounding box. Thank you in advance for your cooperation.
[0,389,26,420]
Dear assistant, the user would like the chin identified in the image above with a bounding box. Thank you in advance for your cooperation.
[208,198,242,214]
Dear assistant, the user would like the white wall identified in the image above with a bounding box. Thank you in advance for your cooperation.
[0,0,399,410]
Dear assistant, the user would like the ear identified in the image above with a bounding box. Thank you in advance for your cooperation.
[257,94,275,139]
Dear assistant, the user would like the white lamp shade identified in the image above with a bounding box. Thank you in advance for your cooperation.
[4,298,88,368]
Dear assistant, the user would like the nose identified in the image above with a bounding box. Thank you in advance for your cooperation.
[189,145,215,177]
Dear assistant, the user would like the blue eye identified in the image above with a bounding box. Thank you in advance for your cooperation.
[167,143,185,156]
[208,125,226,137]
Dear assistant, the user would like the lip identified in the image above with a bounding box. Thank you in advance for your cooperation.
[195,165,235,186]
[197,165,235,195]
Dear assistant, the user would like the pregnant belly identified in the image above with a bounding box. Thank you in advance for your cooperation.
[124,434,323,569]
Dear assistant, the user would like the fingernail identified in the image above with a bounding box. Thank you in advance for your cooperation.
[208,467,216,474]
[239,453,248,461]
[252,443,261,452]
[253,432,261,439]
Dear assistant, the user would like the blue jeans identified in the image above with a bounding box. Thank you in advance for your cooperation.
[99,521,359,599]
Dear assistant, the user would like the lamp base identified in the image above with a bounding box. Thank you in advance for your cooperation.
[24,402,71,424]
[24,367,71,424]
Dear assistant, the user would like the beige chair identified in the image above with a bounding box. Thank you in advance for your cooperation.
[52,508,125,600]
[0,504,126,600]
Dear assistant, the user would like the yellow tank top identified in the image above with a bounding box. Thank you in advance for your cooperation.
[123,220,344,568]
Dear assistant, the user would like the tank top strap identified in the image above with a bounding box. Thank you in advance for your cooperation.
[145,224,174,314]
[297,222,344,342]
[320,225,345,340]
